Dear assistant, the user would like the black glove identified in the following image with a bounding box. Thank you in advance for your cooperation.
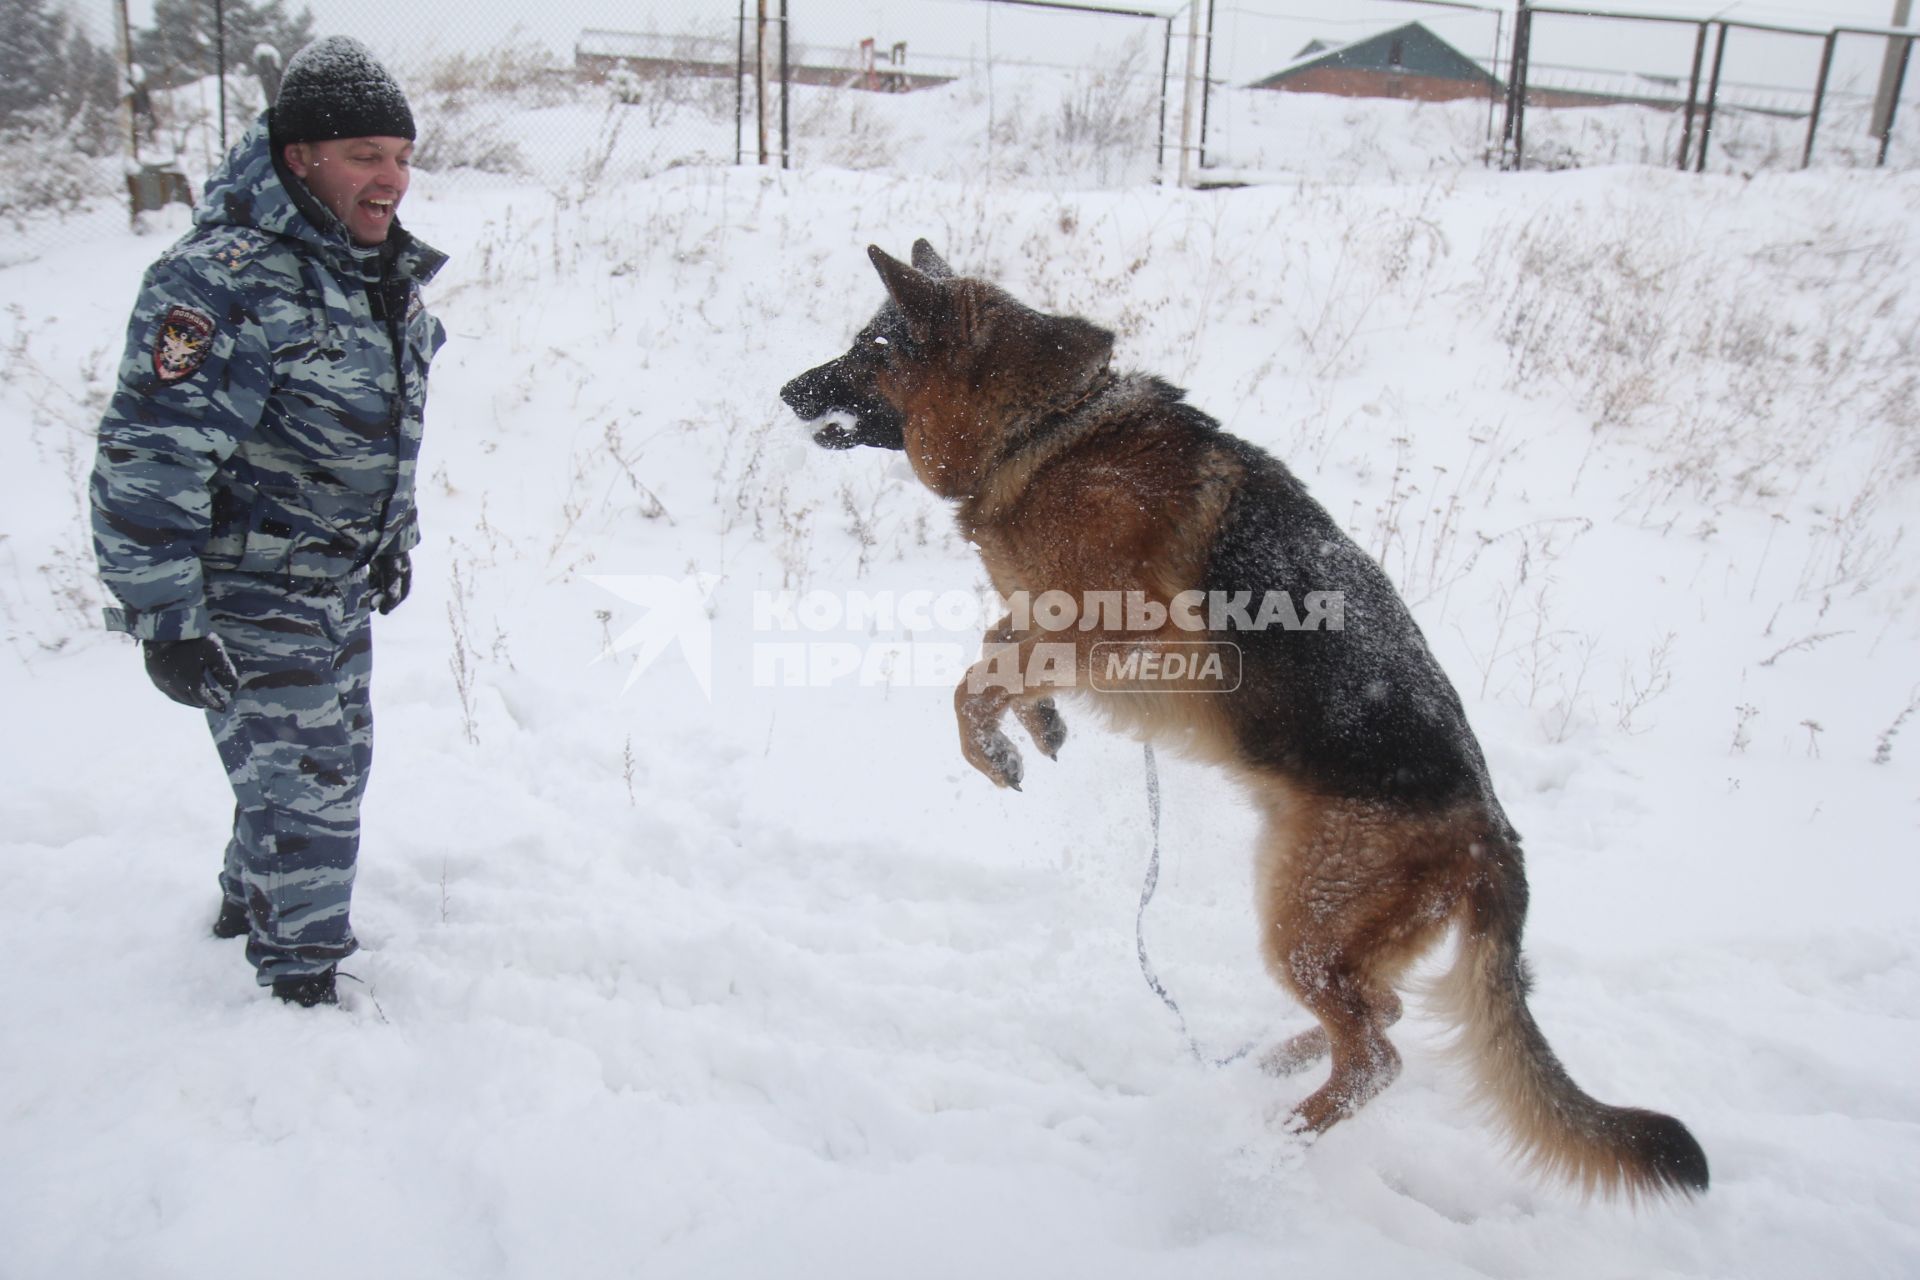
[143,636,239,712]
[368,551,411,616]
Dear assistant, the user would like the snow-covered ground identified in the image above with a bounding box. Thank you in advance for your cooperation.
[3,76,1919,1279]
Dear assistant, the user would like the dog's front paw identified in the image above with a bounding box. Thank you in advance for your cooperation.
[1016,697,1068,760]
[963,726,1025,790]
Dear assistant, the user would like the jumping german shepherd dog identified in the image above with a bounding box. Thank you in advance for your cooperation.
[780,240,1708,1201]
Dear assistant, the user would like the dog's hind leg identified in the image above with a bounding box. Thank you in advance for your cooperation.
[1280,950,1407,1134]
[1260,989,1402,1077]
[1255,796,1478,1135]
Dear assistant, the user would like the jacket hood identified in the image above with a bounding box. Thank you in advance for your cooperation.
[195,112,446,284]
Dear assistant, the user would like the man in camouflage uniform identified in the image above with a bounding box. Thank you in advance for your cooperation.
[90,37,447,1007]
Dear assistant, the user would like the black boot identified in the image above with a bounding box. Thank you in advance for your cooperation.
[272,969,338,1008]
[211,898,250,939]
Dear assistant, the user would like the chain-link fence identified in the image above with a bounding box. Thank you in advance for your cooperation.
[5,0,1184,263]
[774,0,1175,187]
[3,0,138,264]
[4,0,744,263]
[5,0,1918,266]
[1502,6,1918,173]
[1193,1,1917,179]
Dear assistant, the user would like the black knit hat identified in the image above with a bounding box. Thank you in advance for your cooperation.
[271,36,415,146]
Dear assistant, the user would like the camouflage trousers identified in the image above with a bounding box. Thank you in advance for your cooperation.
[204,571,373,984]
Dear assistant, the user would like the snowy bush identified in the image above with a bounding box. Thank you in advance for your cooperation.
[413,32,568,105]
[0,112,116,221]
[412,100,529,177]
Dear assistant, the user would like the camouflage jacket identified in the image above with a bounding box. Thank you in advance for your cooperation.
[90,113,448,642]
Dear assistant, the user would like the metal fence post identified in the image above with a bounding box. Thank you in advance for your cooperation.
[755,0,769,165]
[1879,32,1913,166]
[779,0,790,169]
[1502,3,1532,170]
[1198,0,1216,170]
[1803,31,1837,168]
[1696,21,1728,173]
[1486,10,1504,153]
[1156,16,1172,175]
[1872,0,1915,137]
[1676,21,1708,170]
[735,0,746,165]
[1176,0,1201,187]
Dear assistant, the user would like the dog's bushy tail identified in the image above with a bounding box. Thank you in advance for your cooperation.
[1425,841,1708,1202]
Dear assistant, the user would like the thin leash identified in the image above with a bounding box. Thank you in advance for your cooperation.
[1135,742,1256,1069]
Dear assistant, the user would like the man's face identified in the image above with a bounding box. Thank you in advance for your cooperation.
[282,136,412,245]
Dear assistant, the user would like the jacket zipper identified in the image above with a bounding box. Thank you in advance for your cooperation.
[361,276,407,571]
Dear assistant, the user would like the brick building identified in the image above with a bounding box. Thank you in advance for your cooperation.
[1251,22,1498,104]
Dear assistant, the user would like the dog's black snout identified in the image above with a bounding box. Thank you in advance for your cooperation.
[780,366,828,417]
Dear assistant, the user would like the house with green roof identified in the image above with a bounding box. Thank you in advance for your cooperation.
[1252,22,1500,103]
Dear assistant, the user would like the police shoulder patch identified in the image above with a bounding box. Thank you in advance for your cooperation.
[153,305,215,383]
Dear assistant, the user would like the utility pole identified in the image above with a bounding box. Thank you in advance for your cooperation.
[215,0,227,156]
[117,0,141,227]
[116,0,137,163]
[1871,0,1914,137]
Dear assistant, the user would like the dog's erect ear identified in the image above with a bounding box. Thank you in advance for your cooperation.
[1055,314,1115,375]
[1017,310,1114,393]
[869,245,944,341]
[910,239,955,279]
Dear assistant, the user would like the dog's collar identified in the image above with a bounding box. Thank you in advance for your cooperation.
[1054,364,1113,420]
[991,365,1115,467]
[970,367,1118,520]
